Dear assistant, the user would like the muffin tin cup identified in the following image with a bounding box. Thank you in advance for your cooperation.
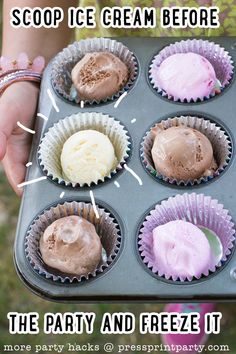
[25,200,121,283]
[149,39,234,103]
[38,112,131,188]
[51,37,138,105]
[141,115,232,187]
[138,193,235,282]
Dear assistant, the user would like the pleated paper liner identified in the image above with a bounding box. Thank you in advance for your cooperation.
[25,201,122,283]
[149,39,234,103]
[138,193,235,283]
[38,112,131,188]
[141,115,232,186]
[51,37,138,105]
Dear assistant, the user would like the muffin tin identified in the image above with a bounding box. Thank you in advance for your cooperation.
[14,37,236,302]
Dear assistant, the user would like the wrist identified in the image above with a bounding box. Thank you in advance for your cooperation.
[2,82,40,105]
[11,81,40,91]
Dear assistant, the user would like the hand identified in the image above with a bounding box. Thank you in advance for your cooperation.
[0,82,39,196]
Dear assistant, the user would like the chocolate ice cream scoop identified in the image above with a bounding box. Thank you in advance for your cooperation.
[151,126,217,181]
[71,52,129,101]
[39,215,102,276]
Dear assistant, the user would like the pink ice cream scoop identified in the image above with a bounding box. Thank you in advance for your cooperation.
[152,220,211,280]
[153,52,217,101]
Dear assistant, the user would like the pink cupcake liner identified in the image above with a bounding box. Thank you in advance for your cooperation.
[25,201,122,283]
[149,39,234,103]
[141,115,232,186]
[138,193,235,282]
[51,37,138,105]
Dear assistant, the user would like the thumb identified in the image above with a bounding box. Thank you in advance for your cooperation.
[0,131,7,160]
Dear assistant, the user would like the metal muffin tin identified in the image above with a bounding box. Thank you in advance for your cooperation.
[14,37,236,302]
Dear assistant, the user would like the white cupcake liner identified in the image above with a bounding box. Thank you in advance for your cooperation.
[138,193,235,282]
[38,112,131,188]
[25,201,122,283]
[51,37,138,105]
[149,39,234,103]
[141,115,232,186]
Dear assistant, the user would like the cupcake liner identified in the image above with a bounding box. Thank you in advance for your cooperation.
[38,112,131,188]
[51,37,138,105]
[25,201,122,283]
[138,193,235,282]
[149,39,234,103]
[141,115,232,186]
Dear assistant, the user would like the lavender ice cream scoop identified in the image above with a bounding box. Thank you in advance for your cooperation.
[152,52,217,101]
[152,220,212,280]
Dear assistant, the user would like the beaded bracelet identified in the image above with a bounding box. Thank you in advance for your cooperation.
[0,53,45,95]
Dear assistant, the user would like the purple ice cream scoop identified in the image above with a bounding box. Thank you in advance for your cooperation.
[152,220,211,280]
[153,53,217,101]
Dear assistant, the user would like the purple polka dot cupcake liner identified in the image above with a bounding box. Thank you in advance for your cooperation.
[149,39,234,103]
[25,201,122,283]
[51,37,138,105]
[138,193,235,282]
[141,115,232,187]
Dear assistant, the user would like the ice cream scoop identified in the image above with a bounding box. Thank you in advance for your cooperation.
[71,52,129,101]
[61,130,117,185]
[40,215,102,275]
[151,126,217,180]
[153,52,217,101]
[152,220,211,279]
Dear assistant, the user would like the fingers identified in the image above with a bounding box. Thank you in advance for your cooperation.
[0,131,7,160]
[0,94,16,160]
[2,132,32,196]
[0,82,39,161]
[2,156,24,197]
[0,82,39,196]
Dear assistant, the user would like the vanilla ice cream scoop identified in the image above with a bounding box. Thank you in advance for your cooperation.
[40,215,102,275]
[61,130,117,185]
[151,126,217,180]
